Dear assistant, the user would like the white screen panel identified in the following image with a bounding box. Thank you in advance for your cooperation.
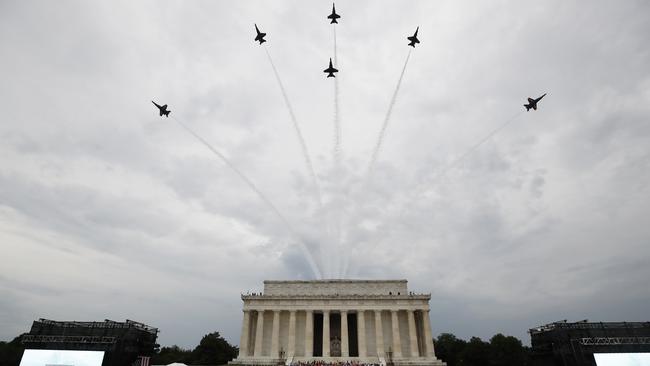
[594,353,650,366]
[19,349,105,366]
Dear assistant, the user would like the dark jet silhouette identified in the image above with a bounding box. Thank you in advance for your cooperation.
[254,24,267,44]
[152,101,170,117]
[328,3,341,24]
[407,27,420,47]
[524,93,547,111]
[323,58,338,78]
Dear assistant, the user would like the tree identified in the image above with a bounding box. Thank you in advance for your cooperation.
[151,345,193,364]
[0,335,25,366]
[488,334,527,366]
[151,331,238,364]
[434,333,467,366]
[191,332,239,365]
[458,337,490,366]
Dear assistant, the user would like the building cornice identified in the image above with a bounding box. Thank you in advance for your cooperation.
[263,279,408,284]
[242,294,430,301]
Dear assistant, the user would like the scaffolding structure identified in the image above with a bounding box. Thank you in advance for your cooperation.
[529,320,650,366]
[22,318,158,366]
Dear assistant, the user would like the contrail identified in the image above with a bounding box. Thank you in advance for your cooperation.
[332,26,343,277]
[333,25,341,162]
[428,110,524,183]
[340,50,413,277]
[332,24,346,277]
[395,110,526,223]
[365,49,412,179]
[263,46,323,207]
[170,115,322,279]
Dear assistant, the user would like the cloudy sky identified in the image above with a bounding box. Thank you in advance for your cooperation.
[1,0,649,349]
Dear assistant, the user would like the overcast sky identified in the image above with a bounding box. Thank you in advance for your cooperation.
[1,0,649,349]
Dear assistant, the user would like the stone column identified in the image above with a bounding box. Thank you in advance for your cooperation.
[254,310,265,357]
[422,310,434,357]
[340,310,349,357]
[358,311,367,357]
[374,310,384,357]
[305,310,314,357]
[239,310,251,358]
[391,310,402,358]
[271,310,281,358]
[407,310,419,357]
[323,310,330,357]
[288,310,297,357]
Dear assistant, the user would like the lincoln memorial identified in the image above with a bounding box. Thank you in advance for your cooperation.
[230,279,445,366]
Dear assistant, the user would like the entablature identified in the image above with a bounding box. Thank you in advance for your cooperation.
[241,294,431,301]
[241,296,431,312]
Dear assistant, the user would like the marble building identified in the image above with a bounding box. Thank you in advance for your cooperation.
[230,280,445,366]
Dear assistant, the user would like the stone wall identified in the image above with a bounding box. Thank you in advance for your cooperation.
[264,280,408,296]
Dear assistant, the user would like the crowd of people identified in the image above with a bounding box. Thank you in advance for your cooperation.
[290,361,382,366]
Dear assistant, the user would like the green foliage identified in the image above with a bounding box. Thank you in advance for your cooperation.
[151,345,193,364]
[434,333,467,366]
[0,335,25,366]
[434,333,530,366]
[459,337,490,366]
[151,331,238,365]
[191,332,239,365]
[488,333,527,366]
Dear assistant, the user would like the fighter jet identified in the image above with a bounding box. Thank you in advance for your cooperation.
[323,58,338,78]
[524,93,547,111]
[254,24,266,44]
[407,27,420,48]
[152,101,170,117]
[328,3,341,24]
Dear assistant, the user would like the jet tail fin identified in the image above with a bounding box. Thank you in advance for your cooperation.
[524,104,531,111]
[164,110,171,117]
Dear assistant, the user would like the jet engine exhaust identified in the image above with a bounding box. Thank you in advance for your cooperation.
[263,46,323,208]
[333,25,341,162]
[170,115,323,279]
[366,49,412,180]
[429,110,525,184]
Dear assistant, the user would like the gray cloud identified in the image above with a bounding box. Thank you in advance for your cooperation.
[1,0,649,348]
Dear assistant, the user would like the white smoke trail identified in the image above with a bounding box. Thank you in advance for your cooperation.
[392,109,526,226]
[428,110,525,184]
[333,26,341,162]
[339,50,413,277]
[263,46,323,207]
[332,25,345,277]
[336,196,348,278]
[365,49,412,180]
[170,115,323,279]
